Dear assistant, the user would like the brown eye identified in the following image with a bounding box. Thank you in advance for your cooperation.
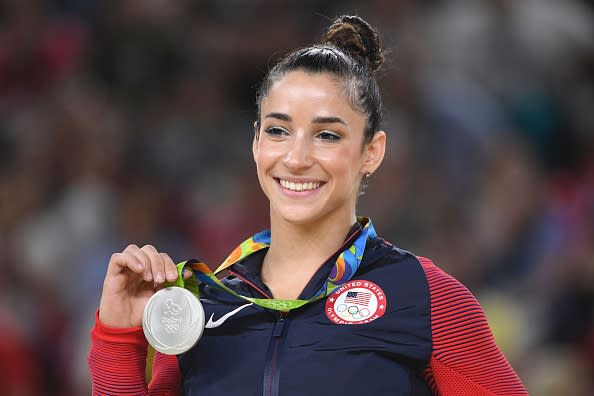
[317,131,341,141]
[265,127,289,136]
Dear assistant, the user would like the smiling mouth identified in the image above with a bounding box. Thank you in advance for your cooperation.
[278,178,324,192]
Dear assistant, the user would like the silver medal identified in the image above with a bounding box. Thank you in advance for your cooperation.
[142,287,205,355]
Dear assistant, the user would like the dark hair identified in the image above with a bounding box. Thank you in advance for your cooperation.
[256,15,384,144]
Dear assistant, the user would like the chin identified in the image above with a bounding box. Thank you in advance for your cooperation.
[278,211,319,225]
[275,203,349,227]
[269,194,354,227]
[269,203,321,224]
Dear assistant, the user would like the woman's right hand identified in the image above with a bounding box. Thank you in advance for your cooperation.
[98,244,181,328]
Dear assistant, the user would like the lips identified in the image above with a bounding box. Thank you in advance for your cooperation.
[278,178,323,192]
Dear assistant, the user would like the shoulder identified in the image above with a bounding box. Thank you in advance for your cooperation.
[364,238,484,321]
[414,262,529,394]
[417,256,473,295]
[360,237,433,311]
[363,236,422,270]
[415,257,501,370]
[415,256,485,323]
[363,237,448,291]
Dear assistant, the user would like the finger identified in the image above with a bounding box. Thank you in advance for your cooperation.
[183,268,193,280]
[107,252,144,276]
[142,245,166,285]
[161,253,178,282]
[124,244,153,282]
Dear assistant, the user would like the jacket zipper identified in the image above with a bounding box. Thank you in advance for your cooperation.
[229,269,287,396]
[263,313,286,396]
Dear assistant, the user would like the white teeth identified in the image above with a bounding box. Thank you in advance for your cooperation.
[280,179,321,192]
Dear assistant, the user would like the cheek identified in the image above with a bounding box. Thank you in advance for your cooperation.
[254,141,282,177]
[319,148,363,178]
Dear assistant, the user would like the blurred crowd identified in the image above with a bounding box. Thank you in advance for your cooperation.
[0,0,592,394]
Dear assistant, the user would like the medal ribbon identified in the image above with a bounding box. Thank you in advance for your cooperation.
[170,217,376,311]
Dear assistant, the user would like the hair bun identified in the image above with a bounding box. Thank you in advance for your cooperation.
[324,15,384,72]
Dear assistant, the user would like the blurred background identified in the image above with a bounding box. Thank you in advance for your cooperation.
[0,0,592,394]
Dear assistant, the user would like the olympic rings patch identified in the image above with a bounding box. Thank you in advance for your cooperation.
[325,280,387,325]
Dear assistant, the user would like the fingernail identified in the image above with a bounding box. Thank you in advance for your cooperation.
[166,270,177,280]
[135,262,144,270]
[145,271,153,281]
[155,272,164,283]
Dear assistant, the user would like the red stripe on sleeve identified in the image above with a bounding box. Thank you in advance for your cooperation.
[418,257,528,396]
[88,310,182,395]
[150,351,182,395]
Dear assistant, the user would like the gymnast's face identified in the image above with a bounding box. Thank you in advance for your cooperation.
[253,70,385,226]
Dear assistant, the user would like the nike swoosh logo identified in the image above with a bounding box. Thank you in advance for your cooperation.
[205,303,253,329]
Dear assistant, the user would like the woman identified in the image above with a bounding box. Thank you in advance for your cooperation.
[89,15,528,395]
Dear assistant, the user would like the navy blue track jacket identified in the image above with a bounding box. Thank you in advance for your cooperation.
[180,234,432,395]
[89,227,528,395]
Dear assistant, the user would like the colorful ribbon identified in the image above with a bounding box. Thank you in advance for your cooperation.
[173,217,376,311]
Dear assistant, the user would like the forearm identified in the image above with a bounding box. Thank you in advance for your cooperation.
[88,311,181,395]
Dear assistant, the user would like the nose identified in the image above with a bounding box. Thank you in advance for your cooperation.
[283,132,313,170]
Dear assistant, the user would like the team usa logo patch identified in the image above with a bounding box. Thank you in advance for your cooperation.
[325,280,387,325]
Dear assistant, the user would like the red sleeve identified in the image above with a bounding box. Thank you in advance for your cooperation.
[88,311,182,395]
[418,257,528,396]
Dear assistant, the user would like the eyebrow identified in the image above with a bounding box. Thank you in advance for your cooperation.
[312,116,346,125]
[264,112,291,122]
[263,112,347,125]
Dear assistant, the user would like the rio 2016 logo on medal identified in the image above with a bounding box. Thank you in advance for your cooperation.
[325,280,386,325]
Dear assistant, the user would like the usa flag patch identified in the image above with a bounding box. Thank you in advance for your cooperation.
[325,280,387,325]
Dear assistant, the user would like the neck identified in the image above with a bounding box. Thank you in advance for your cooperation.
[260,211,356,299]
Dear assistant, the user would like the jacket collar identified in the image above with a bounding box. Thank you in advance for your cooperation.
[229,222,385,300]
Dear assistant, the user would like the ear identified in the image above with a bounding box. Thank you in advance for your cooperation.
[361,131,386,175]
[252,121,260,162]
